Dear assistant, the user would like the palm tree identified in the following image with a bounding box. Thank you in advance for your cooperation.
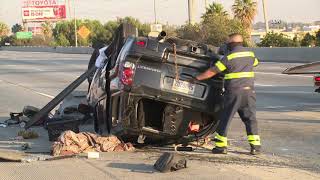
[41,21,53,40]
[0,22,9,36]
[232,0,257,35]
[202,2,228,21]
[11,23,23,34]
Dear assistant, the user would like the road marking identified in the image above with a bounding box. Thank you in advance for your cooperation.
[257,90,315,94]
[34,92,55,99]
[0,79,54,99]
[255,72,312,78]
[34,68,44,71]
[255,83,274,87]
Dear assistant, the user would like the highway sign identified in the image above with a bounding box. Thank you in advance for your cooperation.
[78,26,91,39]
[16,32,33,39]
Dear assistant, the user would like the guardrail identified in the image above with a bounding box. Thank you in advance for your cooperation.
[1,46,320,63]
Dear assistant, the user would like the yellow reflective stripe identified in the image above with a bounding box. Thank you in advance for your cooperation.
[214,134,228,147]
[227,51,255,60]
[215,141,228,148]
[215,61,227,71]
[215,134,227,142]
[225,72,255,80]
[253,58,259,67]
[248,135,261,146]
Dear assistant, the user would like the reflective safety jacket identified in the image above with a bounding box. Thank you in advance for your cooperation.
[211,46,259,90]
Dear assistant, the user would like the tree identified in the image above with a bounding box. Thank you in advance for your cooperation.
[0,22,9,36]
[52,17,150,47]
[202,15,247,46]
[177,23,203,43]
[202,2,228,21]
[177,14,247,46]
[41,21,53,40]
[258,32,298,47]
[316,30,320,46]
[116,17,150,36]
[300,33,316,47]
[163,24,178,37]
[232,0,257,38]
[11,23,23,34]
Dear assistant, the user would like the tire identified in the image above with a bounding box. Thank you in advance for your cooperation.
[194,114,220,138]
[23,106,40,117]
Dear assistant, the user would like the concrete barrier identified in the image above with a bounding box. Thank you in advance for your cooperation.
[1,46,320,63]
[250,47,320,63]
[0,46,94,54]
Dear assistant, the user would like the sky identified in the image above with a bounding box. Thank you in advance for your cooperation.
[0,0,319,26]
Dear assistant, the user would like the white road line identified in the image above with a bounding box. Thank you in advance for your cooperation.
[255,83,274,87]
[0,79,54,99]
[34,92,55,99]
[257,90,315,94]
[255,72,312,78]
[34,68,44,71]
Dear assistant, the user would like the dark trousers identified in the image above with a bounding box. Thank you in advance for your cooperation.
[217,88,259,137]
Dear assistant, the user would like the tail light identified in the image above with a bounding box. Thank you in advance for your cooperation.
[120,61,135,86]
[314,76,320,82]
[136,41,146,47]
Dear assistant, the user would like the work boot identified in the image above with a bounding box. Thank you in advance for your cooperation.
[250,145,261,155]
[211,147,227,154]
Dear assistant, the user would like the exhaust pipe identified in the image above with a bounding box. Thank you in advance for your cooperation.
[157,31,167,42]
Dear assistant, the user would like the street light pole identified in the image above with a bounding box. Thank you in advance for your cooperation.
[262,0,269,33]
[153,0,157,24]
[205,0,208,8]
[73,0,78,47]
[188,0,196,25]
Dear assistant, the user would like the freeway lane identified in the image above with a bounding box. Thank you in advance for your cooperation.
[0,51,319,171]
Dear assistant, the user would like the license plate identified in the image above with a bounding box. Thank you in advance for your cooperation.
[172,79,195,95]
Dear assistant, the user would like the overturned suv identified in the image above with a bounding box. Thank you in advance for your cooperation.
[87,24,224,144]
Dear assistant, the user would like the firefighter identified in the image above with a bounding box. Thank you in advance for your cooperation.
[195,33,261,155]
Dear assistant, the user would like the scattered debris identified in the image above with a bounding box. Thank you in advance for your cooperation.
[87,152,100,159]
[21,143,31,150]
[0,123,7,128]
[17,130,39,139]
[10,136,24,141]
[51,131,134,156]
[47,118,80,141]
[154,152,187,173]
[175,146,193,152]
[0,149,29,162]
[4,105,50,128]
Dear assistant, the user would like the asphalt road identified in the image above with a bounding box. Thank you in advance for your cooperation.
[0,51,319,178]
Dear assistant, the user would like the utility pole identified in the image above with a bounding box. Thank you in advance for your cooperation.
[188,0,196,25]
[73,0,78,47]
[262,0,269,33]
[205,0,208,8]
[153,0,157,24]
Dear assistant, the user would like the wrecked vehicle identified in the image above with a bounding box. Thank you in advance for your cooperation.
[283,62,320,92]
[87,24,224,144]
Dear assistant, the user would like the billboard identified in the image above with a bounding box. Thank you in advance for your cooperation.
[22,0,66,21]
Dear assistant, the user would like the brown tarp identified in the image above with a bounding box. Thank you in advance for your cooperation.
[52,131,134,156]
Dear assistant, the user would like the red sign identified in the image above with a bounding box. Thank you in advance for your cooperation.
[22,5,66,21]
